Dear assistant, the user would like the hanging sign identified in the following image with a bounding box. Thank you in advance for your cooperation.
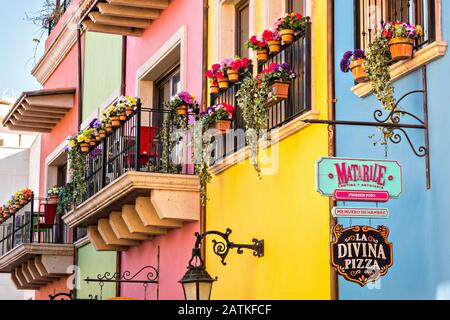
[316,158,402,201]
[331,225,393,286]
[332,207,389,219]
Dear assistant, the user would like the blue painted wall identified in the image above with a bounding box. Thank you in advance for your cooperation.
[334,0,450,299]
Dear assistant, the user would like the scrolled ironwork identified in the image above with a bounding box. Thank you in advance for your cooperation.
[389,128,428,158]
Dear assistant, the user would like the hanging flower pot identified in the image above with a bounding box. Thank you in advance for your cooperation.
[227,70,240,83]
[3,211,10,218]
[48,195,58,205]
[80,142,90,153]
[19,199,28,205]
[267,39,281,53]
[15,203,23,209]
[280,29,295,44]
[257,49,269,61]
[111,116,121,127]
[350,58,368,83]
[99,130,107,138]
[388,37,414,61]
[119,112,127,121]
[215,120,232,133]
[177,105,188,116]
[95,135,102,142]
[89,140,97,147]
[210,83,220,94]
[125,106,134,116]
[106,123,113,133]
[218,77,230,90]
[271,81,291,100]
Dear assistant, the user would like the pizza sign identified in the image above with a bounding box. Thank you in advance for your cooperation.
[331,225,393,286]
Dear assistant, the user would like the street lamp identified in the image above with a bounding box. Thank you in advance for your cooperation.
[179,228,264,300]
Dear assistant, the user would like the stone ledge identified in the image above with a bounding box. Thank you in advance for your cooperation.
[352,41,448,98]
[63,171,200,229]
[209,110,320,175]
[0,244,74,273]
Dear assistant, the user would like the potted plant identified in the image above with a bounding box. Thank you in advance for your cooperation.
[273,12,307,44]
[262,30,281,54]
[257,62,297,102]
[47,186,60,205]
[117,96,138,116]
[227,57,250,83]
[170,91,197,115]
[77,132,91,153]
[206,64,221,94]
[340,49,368,83]
[202,103,236,134]
[246,34,269,62]
[104,104,121,127]
[381,22,422,61]
[3,205,10,218]
[100,114,112,134]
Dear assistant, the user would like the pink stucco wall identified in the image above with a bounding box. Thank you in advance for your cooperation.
[120,222,198,300]
[120,0,203,300]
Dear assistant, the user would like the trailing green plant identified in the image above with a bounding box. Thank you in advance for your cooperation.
[68,137,87,204]
[56,182,75,215]
[236,76,271,176]
[363,32,396,144]
[193,119,213,206]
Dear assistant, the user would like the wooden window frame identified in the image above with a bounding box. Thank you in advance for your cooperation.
[235,0,250,58]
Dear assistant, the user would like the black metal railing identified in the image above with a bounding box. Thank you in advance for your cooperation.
[0,196,70,257]
[47,0,73,35]
[355,0,436,50]
[82,103,195,203]
[209,21,312,157]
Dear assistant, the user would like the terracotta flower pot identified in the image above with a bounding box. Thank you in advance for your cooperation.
[106,124,113,133]
[280,29,295,44]
[95,135,102,142]
[90,140,97,146]
[177,105,188,116]
[125,106,134,116]
[111,116,121,127]
[350,58,369,83]
[99,130,107,139]
[3,212,10,218]
[119,112,127,121]
[48,195,58,205]
[80,142,90,153]
[215,120,232,133]
[15,203,23,209]
[271,81,291,100]
[257,48,269,61]
[20,199,28,205]
[227,70,240,83]
[388,37,414,61]
[267,39,281,53]
[210,84,220,95]
[218,77,230,90]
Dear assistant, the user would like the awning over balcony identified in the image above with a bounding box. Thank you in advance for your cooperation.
[81,0,169,36]
[2,88,76,133]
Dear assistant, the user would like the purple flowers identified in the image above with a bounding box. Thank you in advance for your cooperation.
[89,118,102,129]
[178,91,194,105]
[340,50,366,73]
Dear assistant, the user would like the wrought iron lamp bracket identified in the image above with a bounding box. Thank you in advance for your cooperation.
[190,228,264,267]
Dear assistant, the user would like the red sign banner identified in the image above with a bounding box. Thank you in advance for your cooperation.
[333,190,390,202]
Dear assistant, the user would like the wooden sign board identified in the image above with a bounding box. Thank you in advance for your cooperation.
[331,225,393,286]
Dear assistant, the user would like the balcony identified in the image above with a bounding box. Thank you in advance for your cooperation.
[210,22,312,161]
[0,198,73,290]
[80,0,169,36]
[63,107,200,251]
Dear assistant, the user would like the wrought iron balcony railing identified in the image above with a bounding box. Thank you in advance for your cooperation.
[0,196,70,257]
[81,104,195,204]
[210,21,312,157]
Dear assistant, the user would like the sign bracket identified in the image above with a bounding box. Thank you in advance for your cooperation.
[304,65,430,189]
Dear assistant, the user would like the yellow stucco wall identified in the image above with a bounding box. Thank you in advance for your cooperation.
[205,0,332,299]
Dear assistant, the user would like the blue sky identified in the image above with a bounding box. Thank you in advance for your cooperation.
[0,1,47,100]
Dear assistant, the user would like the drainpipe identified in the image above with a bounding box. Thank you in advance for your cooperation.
[77,24,83,128]
[121,36,127,96]
[327,0,339,301]
[200,0,209,260]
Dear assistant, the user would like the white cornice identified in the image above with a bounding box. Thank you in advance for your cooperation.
[31,0,93,85]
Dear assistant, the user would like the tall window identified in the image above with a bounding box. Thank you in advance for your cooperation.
[57,162,68,187]
[355,0,436,50]
[236,0,250,58]
[287,0,305,12]
[154,65,181,126]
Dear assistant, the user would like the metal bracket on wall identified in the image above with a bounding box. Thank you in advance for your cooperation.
[303,65,431,189]
[84,246,160,300]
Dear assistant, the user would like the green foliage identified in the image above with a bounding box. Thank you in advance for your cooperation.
[68,146,87,205]
[236,77,271,176]
[363,33,396,144]
[57,182,75,215]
